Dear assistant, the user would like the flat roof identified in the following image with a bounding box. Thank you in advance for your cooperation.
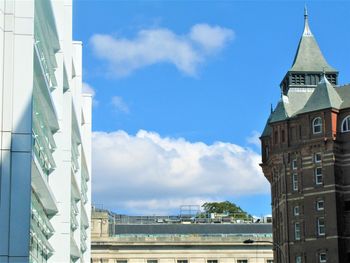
[114,223,272,236]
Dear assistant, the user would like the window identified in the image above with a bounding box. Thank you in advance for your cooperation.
[315,168,323,185]
[267,260,274,263]
[237,260,248,263]
[207,260,218,263]
[147,261,158,263]
[341,116,350,132]
[317,218,325,236]
[177,261,188,263]
[265,146,269,159]
[282,130,285,143]
[274,131,278,144]
[317,200,324,211]
[295,222,301,240]
[293,174,298,191]
[314,153,322,163]
[295,256,302,263]
[116,261,127,263]
[294,205,300,216]
[319,252,327,263]
[292,159,298,170]
[313,117,322,134]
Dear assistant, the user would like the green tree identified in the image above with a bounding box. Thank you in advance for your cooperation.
[201,201,251,219]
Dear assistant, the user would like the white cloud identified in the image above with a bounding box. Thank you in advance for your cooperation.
[190,24,234,52]
[111,96,129,113]
[246,131,261,148]
[90,23,234,77]
[92,130,269,215]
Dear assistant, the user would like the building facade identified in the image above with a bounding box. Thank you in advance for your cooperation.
[0,0,91,262]
[261,9,350,263]
[91,210,274,263]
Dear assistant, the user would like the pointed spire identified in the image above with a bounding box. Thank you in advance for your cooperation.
[303,5,312,36]
[288,7,337,73]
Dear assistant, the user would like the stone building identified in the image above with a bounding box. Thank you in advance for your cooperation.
[91,209,274,263]
[261,8,350,263]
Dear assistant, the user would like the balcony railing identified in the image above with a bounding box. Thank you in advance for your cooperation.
[72,201,79,216]
[31,192,54,239]
[32,101,56,177]
[71,211,78,231]
[34,40,56,91]
[81,226,87,240]
[81,179,88,204]
[80,236,87,253]
[33,133,51,178]
[71,142,80,174]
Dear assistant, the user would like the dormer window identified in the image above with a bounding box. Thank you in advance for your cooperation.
[313,117,322,134]
[326,74,337,85]
[341,116,350,133]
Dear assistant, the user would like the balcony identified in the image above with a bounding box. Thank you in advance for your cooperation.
[81,150,90,181]
[34,0,60,88]
[80,236,87,253]
[81,179,88,204]
[81,205,89,228]
[71,210,79,231]
[31,157,58,215]
[32,127,55,178]
[70,235,81,260]
[72,201,79,215]
[33,42,59,133]
[71,141,80,174]
[80,226,87,240]
[31,192,55,238]
[71,170,81,202]
[29,229,53,263]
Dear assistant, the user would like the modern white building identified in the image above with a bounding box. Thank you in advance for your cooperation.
[0,0,92,262]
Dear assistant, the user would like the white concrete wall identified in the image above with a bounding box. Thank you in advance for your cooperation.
[50,0,91,262]
[0,1,35,262]
[0,0,91,262]
[82,93,92,262]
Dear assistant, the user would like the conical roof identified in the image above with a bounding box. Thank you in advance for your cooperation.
[290,8,337,73]
[298,75,343,114]
[270,99,289,123]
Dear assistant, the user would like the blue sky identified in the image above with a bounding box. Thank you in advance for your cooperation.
[73,1,350,216]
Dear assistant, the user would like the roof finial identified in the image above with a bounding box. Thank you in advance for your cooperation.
[304,4,308,18]
[303,5,313,36]
[320,67,328,83]
[270,103,273,114]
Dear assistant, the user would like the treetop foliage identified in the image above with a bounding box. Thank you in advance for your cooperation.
[201,201,251,218]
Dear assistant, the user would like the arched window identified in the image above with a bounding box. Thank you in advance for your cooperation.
[313,117,322,134]
[341,116,350,132]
